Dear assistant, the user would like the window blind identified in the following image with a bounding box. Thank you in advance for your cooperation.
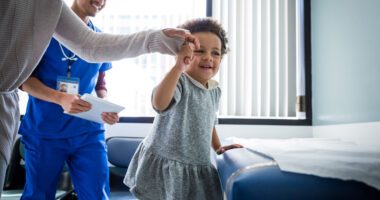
[212,0,306,119]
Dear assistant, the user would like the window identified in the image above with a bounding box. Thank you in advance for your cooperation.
[19,0,311,125]
[212,0,310,124]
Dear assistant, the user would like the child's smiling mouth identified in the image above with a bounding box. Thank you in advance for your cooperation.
[200,64,213,69]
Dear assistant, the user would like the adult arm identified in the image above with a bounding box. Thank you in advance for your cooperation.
[21,77,91,113]
[53,3,199,63]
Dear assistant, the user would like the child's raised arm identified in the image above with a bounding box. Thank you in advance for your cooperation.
[152,42,194,111]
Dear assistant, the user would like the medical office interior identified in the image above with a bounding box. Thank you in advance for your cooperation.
[2,0,380,199]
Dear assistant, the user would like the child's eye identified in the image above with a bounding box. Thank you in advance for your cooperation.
[194,50,204,54]
[212,51,221,56]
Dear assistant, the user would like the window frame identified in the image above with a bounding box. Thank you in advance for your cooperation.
[118,0,312,125]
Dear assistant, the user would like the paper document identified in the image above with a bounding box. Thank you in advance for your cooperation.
[65,94,124,123]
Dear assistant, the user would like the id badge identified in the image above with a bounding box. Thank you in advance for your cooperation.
[57,76,80,95]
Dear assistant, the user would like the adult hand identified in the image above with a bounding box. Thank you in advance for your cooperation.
[59,94,92,113]
[101,112,119,125]
[216,144,244,155]
[162,28,200,49]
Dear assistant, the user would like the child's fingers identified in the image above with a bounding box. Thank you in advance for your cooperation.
[181,42,193,65]
[232,144,244,148]
[182,40,196,50]
[185,35,200,49]
[221,144,244,152]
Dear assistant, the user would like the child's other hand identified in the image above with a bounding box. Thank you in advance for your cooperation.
[216,144,244,155]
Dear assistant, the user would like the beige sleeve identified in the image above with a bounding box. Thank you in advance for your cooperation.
[53,3,182,62]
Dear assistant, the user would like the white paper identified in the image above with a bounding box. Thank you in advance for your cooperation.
[65,94,124,123]
[225,137,380,190]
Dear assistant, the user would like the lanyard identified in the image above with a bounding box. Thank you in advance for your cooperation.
[59,43,77,79]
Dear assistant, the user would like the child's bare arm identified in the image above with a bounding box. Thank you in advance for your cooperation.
[152,43,194,111]
[212,127,222,151]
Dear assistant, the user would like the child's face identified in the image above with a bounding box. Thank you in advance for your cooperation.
[185,32,222,87]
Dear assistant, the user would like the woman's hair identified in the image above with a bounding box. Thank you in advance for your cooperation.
[178,18,228,55]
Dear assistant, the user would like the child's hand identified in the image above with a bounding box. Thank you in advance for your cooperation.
[175,41,195,71]
[216,144,244,155]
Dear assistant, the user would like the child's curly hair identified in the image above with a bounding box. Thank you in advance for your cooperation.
[178,18,228,56]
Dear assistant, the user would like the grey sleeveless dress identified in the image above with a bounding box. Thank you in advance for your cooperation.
[124,73,223,200]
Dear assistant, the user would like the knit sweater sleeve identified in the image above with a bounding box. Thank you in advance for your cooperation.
[53,3,182,62]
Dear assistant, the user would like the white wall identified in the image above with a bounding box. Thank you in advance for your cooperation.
[310,0,380,146]
[311,0,380,125]
[313,122,380,146]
